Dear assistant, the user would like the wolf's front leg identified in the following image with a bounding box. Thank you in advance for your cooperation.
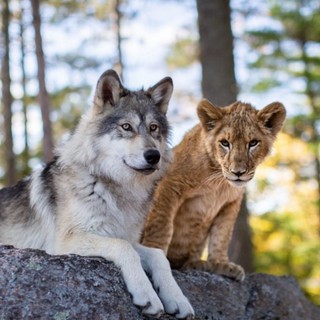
[135,244,195,319]
[55,234,164,317]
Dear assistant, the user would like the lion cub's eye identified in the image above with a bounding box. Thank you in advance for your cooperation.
[249,140,259,148]
[150,124,158,132]
[220,140,230,148]
[121,123,132,131]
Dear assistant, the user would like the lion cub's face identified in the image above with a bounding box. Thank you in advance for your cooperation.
[197,99,286,187]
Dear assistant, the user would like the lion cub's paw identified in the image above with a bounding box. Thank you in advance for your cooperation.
[182,259,245,281]
[182,259,208,271]
[208,260,245,281]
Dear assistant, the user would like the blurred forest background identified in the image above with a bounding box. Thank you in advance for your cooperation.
[0,0,319,305]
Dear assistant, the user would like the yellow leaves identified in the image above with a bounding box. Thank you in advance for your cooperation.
[249,131,318,215]
[250,210,320,305]
[262,132,314,166]
[251,217,273,232]
[249,130,320,305]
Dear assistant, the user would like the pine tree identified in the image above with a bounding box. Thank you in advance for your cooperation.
[114,0,124,80]
[197,0,237,105]
[246,0,320,233]
[1,0,16,186]
[19,0,31,176]
[31,0,54,162]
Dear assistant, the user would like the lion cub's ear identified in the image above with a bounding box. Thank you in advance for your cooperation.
[258,102,286,136]
[197,99,223,131]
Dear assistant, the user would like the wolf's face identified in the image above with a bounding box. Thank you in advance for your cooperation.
[75,70,173,180]
[97,95,170,176]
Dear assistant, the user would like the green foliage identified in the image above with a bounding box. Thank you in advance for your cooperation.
[50,85,91,136]
[252,79,281,92]
[245,3,320,260]
[270,1,320,42]
[246,0,320,103]
[166,36,198,70]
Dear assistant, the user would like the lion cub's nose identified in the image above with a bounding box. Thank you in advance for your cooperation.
[144,149,161,165]
[231,169,246,177]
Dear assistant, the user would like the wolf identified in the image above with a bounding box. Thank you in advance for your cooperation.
[0,70,194,319]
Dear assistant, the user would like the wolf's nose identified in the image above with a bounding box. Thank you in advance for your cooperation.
[144,149,160,165]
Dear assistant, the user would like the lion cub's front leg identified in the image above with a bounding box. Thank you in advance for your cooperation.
[183,198,245,281]
[207,197,245,281]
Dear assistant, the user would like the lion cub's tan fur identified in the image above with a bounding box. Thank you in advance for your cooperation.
[142,99,286,281]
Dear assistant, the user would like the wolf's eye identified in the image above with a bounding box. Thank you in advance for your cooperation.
[121,123,132,131]
[150,124,158,132]
[249,140,259,148]
[220,140,230,148]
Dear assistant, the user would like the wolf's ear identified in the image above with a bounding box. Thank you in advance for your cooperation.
[197,99,223,131]
[94,70,124,111]
[258,102,286,136]
[148,77,173,114]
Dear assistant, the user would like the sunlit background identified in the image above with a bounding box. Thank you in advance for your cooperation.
[0,0,319,305]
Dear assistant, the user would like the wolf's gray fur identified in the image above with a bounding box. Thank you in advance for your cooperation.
[0,70,194,318]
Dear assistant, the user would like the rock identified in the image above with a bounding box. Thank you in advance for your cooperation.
[0,245,319,320]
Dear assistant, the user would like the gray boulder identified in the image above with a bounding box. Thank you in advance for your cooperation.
[0,245,319,320]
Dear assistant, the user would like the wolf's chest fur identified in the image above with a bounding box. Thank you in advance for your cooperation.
[58,168,153,244]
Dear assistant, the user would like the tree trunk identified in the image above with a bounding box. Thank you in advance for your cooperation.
[228,193,253,272]
[1,0,16,186]
[197,0,237,106]
[114,0,124,81]
[196,0,253,272]
[20,0,31,176]
[31,0,54,162]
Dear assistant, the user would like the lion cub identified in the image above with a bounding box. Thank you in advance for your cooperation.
[142,99,286,281]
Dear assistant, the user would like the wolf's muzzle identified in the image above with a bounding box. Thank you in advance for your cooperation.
[144,149,160,165]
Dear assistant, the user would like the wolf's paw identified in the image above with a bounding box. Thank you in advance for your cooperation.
[130,284,164,317]
[162,295,195,319]
[141,302,164,318]
[207,260,245,281]
[156,284,194,319]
